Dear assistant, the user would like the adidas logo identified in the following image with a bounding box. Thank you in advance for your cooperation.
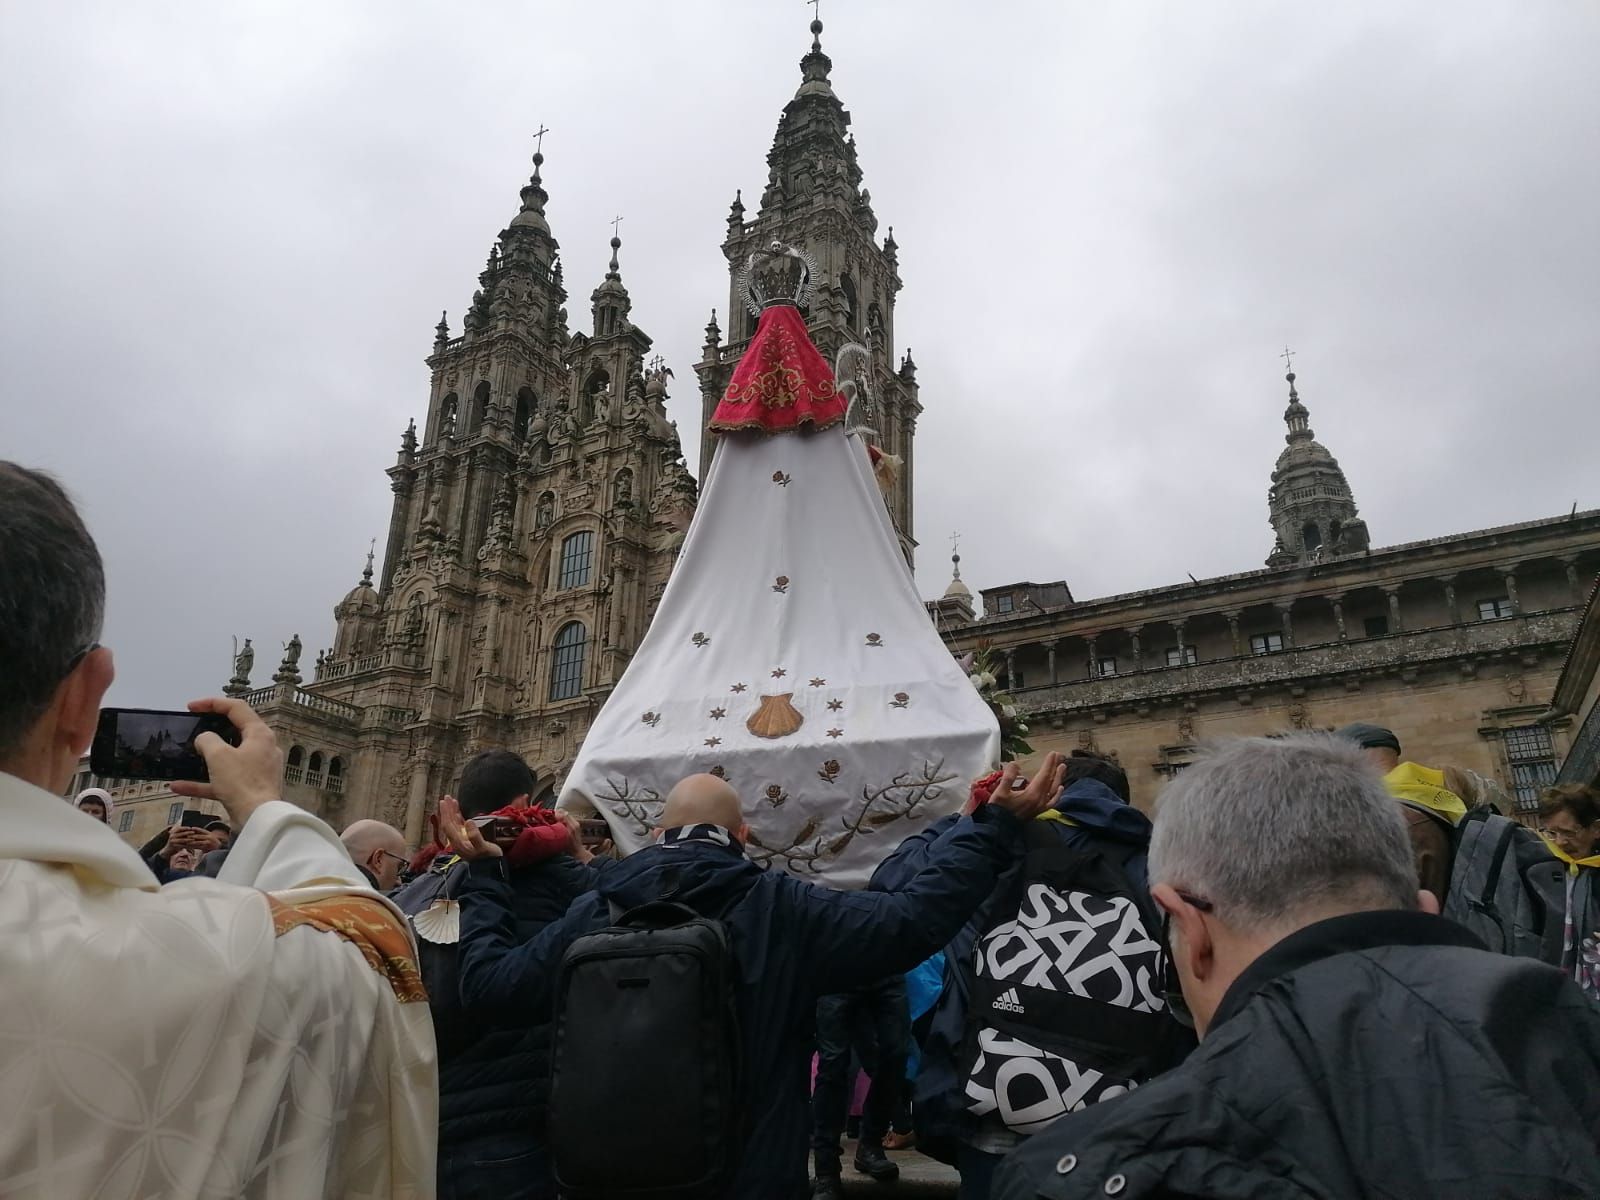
[991,987,1025,1014]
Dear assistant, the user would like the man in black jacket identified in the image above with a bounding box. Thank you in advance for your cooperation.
[994,733,1600,1200]
[401,749,602,1200]
[445,756,1067,1200]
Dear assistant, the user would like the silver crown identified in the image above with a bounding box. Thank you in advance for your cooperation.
[736,240,819,317]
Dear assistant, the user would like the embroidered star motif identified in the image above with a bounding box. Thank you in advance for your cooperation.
[771,668,787,679]
[730,682,748,693]
[826,699,844,712]
[809,677,826,687]
[709,707,726,720]
[704,736,722,748]
[826,728,844,739]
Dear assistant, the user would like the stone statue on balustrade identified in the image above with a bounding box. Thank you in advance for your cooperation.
[224,637,254,697]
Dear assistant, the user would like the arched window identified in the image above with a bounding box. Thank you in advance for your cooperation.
[286,745,305,786]
[327,756,345,795]
[307,751,325,788]
[558,530,595,589]
[549,622,588,701]
[1302,522,1323,551]
[471,381,491,433]
[840,272,859,331]
[438,393,459,440]
[514,387,534,441]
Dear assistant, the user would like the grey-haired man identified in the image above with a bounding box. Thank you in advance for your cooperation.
[993,733,1600,1200]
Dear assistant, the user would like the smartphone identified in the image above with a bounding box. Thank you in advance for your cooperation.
[179,809,214,828]
[90,708,241,783]
[579,818,610,845]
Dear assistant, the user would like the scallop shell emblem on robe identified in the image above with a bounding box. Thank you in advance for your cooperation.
[747,692,805,739]
[411,898,461,945]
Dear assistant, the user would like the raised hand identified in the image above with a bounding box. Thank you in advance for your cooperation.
[987,752,1067,821]
[170,697,283,827]
[439,795,503,860]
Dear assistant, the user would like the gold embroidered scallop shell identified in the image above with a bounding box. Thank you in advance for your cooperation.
[746,693,805,739]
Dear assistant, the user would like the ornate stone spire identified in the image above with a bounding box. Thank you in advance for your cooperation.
[1265,360,1370,566]
[510,150,551,234]
[590,228,631,335]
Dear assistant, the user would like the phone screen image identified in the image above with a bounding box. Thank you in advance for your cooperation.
[90,709,238,783]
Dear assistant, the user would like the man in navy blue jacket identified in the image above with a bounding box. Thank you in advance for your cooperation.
[443,756,1065,1200]
[872,751,1187,1199]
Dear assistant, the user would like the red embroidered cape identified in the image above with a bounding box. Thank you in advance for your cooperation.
[709,304,848,434]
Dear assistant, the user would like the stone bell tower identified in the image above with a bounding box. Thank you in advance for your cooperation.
[1266,362,1371,567]
[695,16,921,559]
[263,146,697,843]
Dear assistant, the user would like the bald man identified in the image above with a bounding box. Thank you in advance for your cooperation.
[445,758,1066,1200]
[341,819,410,892]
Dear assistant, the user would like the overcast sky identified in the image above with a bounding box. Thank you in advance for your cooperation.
[2,1,1596,708]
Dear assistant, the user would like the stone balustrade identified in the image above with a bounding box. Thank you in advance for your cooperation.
[1012,607,1579,719]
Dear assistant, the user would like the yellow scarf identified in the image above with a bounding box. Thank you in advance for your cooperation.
[1384,762,1468,823]
[1541,838,1600,876]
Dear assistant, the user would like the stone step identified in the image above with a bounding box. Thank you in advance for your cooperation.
[831,1142,959,1198]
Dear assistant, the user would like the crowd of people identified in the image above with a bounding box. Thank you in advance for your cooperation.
[5,454,1600,1200]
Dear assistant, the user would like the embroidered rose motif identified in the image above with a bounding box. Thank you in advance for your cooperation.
[772,471,792,487]
[865,633,883,647]
[764,784,789,808]
[641,711,661,727]
[817,759,841,784]
[772,576,789,593]
[890,692,910,709]
[691,632,711,648]
[709,765,727,779]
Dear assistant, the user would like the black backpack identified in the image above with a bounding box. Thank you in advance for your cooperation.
[960,822,1175,1136]
[390,856,476,1058]
[548,890,741,1200]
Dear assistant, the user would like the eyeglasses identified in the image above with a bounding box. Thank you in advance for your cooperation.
[1158,889,1214,1030]
[64,641,101,678]
[378,850,410,869]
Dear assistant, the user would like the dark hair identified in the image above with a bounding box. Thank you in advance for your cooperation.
[1063,748,1131,803]
[457,749,537,817]
[1539,783,1600,827]
[0,463,106,758]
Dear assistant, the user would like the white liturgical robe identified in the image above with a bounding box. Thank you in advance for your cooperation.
[0,772,437,1199]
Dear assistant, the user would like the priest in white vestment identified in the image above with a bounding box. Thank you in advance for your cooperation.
[0,461,437,1200]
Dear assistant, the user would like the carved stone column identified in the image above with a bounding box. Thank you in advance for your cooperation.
[1174,618,1188,662]
[1560,555,1582,603]
[1047,639,1058,686]
[1085,635,1099,678]
[1501,566,1521,615]
[1383,585,1403,633]
[1329,592,1347,641]
[1128,626,1144,672]
[1225,610,1242,658]
[1438,574,1459,625]
[1274,601,1294,648]
[1004,647,1017,690]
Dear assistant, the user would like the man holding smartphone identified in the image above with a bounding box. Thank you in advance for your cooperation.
[0,461,438,1200]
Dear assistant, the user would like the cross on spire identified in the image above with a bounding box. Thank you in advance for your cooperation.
[949,531,961,557]
[1280,345,1295,373]
[610,214,624,238]
[531,124,549,155]
[806,0,821,19]
[648,354,665,372]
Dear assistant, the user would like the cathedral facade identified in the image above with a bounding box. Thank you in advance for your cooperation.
[88,20,1600,849]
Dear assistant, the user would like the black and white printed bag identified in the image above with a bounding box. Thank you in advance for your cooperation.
[960,821,1172,1135]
